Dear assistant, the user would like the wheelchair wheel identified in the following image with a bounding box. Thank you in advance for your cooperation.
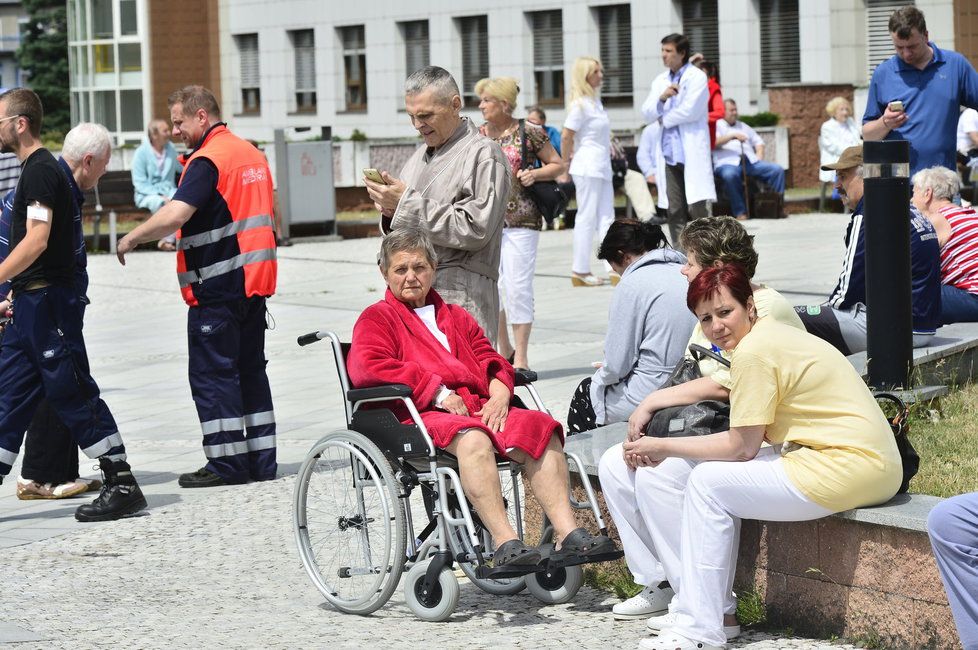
[446,469,526,595]
[293,429,407,615]
[525,564,584,604]
[403,559,460,622]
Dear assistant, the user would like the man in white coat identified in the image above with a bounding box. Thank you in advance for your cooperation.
[641,33,716,249]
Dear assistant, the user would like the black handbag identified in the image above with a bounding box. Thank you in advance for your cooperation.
[874,392,920,494]
[519,119,568,222]
[610,137,629,189]
[646,344,732,438]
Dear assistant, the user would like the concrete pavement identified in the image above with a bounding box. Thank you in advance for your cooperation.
[1,214,865,648]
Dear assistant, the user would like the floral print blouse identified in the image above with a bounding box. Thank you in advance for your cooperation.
[480,121,551,230]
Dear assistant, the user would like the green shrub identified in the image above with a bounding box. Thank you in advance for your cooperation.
[350,128,368,141]
[740,112,780,127]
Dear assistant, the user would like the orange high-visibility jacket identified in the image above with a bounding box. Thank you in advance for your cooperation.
[175,124,277,306]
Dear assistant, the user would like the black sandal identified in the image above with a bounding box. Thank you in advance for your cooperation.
[493,539,542,567]
[549,528,621,567]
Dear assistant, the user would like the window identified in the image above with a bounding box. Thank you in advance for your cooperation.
[235,33,260,114]
[458,15,488,108]
[867,0,913,77]
[682,0,719,68]
[339,25,367,111]
[401,20,429,78]
[120,89,143,131]
[596,5,632,105]
[92,0,112,38]
[94,90,116,131]
[529,11,563,106]
[120,0,137,35]
[759,0,800,87]
[290,29,316,113]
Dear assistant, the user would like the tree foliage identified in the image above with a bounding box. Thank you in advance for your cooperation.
[17,0,69,136]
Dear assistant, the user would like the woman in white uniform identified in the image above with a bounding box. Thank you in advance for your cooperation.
[562,56,613,287]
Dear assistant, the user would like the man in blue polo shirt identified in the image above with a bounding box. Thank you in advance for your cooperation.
[862,6,978,175]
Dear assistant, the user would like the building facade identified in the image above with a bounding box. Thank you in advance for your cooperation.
[0,0,25,91]
[215,0,968,143]
[67,0,221,144]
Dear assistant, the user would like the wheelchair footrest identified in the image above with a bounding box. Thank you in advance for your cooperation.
[546,549,624,569]
[475,563,545,580]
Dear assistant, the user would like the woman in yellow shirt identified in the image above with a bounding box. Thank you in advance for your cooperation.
[625,263,901,650]
[600,216,803,623]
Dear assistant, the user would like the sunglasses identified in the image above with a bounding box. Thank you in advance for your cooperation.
[0,114,28,124]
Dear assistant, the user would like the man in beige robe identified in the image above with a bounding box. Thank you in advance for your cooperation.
[366,66,511,344]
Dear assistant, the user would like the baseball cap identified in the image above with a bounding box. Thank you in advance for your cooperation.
[821,145,863,171]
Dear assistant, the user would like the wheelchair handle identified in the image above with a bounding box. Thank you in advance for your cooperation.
[297,331,325,346]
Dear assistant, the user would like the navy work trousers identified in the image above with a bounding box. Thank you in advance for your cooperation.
[0,285,125,476]
[188,296,276,483]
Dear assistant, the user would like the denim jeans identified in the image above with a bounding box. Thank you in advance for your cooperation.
[940,284,978,325]
[716,159,786,217]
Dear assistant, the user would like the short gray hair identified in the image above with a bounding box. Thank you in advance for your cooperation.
[912,165,960,201]
[147,118,168,138]
[379,227,438,273]
[404,66,460,104]
[61,122,112,163]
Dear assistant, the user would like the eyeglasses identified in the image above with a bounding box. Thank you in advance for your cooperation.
[0,114,27,124]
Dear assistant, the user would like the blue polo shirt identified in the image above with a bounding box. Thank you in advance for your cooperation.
[863,42,978,174]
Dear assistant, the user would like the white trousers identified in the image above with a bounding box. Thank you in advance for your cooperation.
[622,169,656,222]
[571,174,615,275]
[498,227,540,325]
[600,444,833,647]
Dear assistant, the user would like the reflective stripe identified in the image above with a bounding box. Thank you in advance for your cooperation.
[200,417,245,436]
[246,435,277,452]
[103,452,127,463]
[243,410,275,428]
[81,432,124,459]
[0,447,18,467]
[177,214,274,250]
[203,440,250,459]
[178,248,277,288]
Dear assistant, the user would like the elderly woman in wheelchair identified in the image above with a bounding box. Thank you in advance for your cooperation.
[350,227,615,567]
[292,226,619,621]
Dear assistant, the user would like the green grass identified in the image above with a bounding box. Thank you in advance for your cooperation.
[905,382,978,497]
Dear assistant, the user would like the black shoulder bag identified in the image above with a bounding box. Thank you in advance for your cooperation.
[519,119,568,223]
[874,392,920,494]
[645,344,731,438]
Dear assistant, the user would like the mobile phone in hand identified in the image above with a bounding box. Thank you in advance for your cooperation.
[363,168,388,184]
[888,100,904,112]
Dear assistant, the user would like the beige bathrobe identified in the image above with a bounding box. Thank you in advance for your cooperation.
[389,118,511,344]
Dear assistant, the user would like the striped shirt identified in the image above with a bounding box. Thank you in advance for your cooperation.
[939,203,978,295]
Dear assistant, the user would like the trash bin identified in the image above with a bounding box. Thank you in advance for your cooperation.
[274,127,336,237]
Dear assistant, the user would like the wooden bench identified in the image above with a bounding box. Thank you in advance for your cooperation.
[522,425,960,649]
[82,170,150,222]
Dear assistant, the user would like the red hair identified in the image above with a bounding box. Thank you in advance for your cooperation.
[687,263,753,314]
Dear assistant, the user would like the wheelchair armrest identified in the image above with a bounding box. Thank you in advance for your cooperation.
[347,384,413,402]
[514,368,538,385]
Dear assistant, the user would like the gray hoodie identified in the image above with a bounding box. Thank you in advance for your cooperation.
[589,248,696,424]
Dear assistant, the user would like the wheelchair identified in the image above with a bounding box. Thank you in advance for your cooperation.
[293,330,620,621]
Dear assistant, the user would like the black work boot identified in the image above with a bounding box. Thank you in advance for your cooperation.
[75,458,147,522]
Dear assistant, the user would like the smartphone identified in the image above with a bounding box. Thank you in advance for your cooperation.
[888,100,904,112]
[363,168,387,184]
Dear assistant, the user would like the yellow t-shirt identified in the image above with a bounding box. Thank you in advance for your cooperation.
[729,319,902,512]
[687,284,804,389]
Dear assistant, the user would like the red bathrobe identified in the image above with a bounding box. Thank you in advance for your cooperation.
[348,289,563,460]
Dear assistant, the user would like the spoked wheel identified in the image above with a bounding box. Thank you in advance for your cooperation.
[293,430,407,615]
[446,467,526,595]
[403,559,460,622]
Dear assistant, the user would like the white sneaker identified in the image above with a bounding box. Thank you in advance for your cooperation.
[613,582,674,619]
[647,611,741,641]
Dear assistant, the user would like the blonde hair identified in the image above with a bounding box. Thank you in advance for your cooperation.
[825,96,852,118]
[474,77,520,111]
[569,57,601,104]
